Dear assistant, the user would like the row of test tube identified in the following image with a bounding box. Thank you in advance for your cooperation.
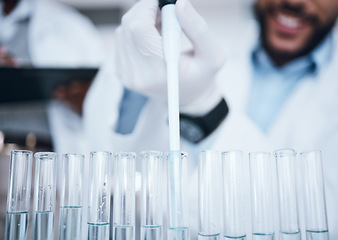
[4,150,188,240]
[199,150,329,240]
[4,149,329,240]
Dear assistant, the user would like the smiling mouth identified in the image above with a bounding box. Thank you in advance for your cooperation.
[271,11,310,35]
[277,13,301,29]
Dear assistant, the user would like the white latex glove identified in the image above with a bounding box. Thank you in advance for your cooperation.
[115,0,225,115]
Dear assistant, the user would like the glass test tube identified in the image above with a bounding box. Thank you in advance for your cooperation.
[5,150,33,240]
[249,152,275,240]
[198,151,222,240]
[113,152,136,240]
[167,151,190,240]
[141,151,163,240]
[300,151,329,240]
[87,151,112,240]
[274,149,301,240]
[32,152,57,240]
[222,151,246,240]
[58,153,85,240]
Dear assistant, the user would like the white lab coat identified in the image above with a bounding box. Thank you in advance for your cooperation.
[4,0,103,154]
[83,22,338,239]
[29,0,103,68]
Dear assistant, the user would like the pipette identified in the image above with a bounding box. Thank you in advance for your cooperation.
[159,0,181,151]
[159,2,190,240]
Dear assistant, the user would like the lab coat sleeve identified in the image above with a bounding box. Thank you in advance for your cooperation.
[83,56,124,152]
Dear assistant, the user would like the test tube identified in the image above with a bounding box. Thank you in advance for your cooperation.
[87,151,112,240]
[274,149,301,240]
[113,152,136,240]
[300,151,329,240]
[222,151,246,240]
[167,151,190,240]
[58,153,85,240]
[5,150,33,240]
[198,151,222,240]
[32,152,57,240]
[140,151,163,240]
[249,152,275,240]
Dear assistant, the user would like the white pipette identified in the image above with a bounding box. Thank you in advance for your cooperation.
[160,2,190,240]
[160,0,181,151]
[160,0,187,237]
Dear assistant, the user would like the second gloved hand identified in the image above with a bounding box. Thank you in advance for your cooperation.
[115,0,225,114]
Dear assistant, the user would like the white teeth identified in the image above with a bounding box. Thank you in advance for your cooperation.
[277,14,301,28]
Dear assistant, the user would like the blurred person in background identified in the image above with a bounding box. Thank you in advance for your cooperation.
[0,0,103,237]
[84,0,338,238]
[0,0,103,153]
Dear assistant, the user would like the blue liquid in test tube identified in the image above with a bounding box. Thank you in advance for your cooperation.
[5,150,33,240]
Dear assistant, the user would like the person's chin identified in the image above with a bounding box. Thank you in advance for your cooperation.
[268,35,307,56]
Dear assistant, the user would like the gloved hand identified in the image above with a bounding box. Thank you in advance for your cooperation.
[115,0,225,115]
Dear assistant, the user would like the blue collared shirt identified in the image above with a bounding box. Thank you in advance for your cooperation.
[246,34,333,132]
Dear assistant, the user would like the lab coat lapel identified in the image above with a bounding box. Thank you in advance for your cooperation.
[269,30,338,150]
